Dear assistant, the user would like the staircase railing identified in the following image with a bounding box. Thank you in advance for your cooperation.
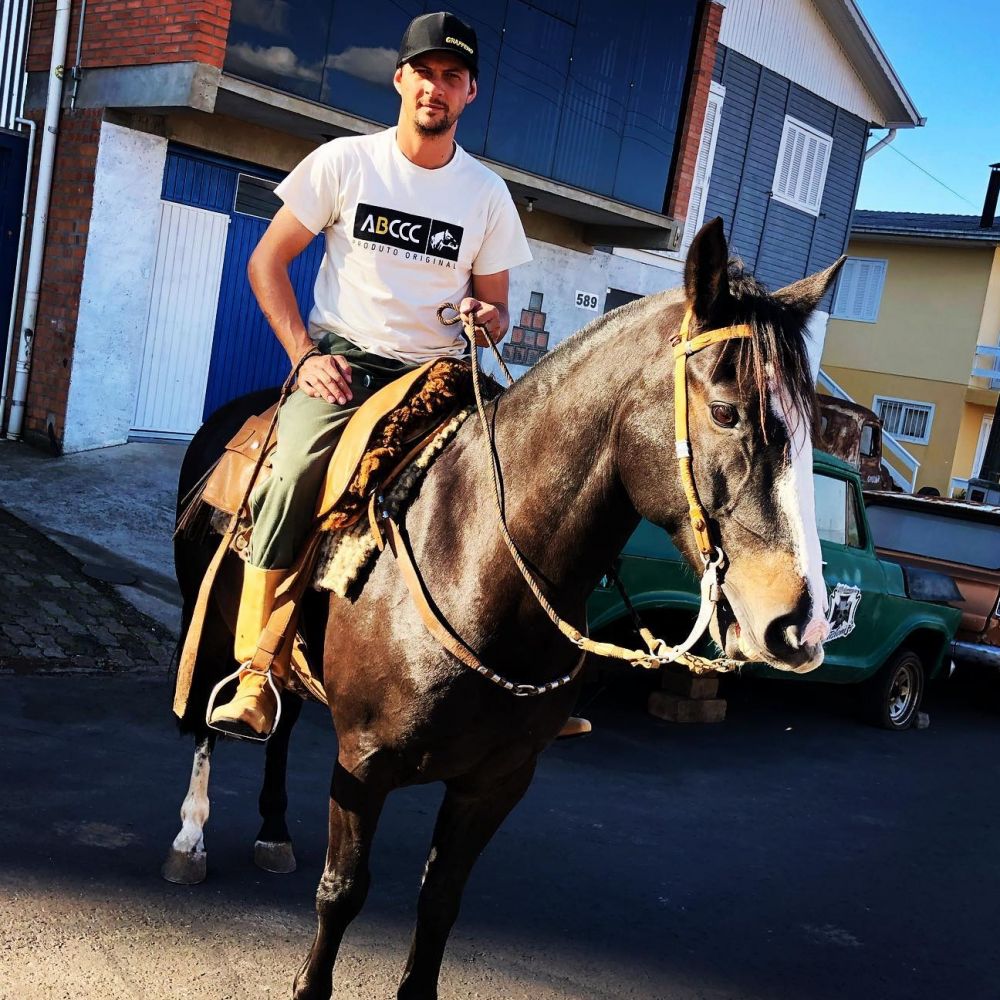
[816,369,919,492]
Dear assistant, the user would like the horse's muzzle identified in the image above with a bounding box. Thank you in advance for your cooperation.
[712,595,826,673]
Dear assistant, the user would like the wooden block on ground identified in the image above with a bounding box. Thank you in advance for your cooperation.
[660,666,719,700]
[648,690,727,724]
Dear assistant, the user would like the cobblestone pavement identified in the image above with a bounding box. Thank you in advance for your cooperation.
[0,507,176,673]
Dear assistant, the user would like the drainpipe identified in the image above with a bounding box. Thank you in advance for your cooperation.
[7,0,72,440]
[1,117,37,433]
[864,128,897,160]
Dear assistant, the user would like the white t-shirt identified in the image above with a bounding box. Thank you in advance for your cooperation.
[275,127,532,364]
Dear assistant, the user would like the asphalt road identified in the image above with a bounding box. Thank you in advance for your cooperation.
[3,671,999,1000]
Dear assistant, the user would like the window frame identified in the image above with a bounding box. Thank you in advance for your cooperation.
[233,172,280,222]
[771,115,833,217]
[872,395,935,446]
[831,256,888,323]
[813,471,868,550]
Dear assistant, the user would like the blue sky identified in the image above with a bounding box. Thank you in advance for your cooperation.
[855,0,1000,215]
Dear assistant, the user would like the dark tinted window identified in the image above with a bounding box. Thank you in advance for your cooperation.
[223,0,698,212]
[234,174,281,220]
[322,0,420,124]
[612,1,697,210]
[484,1,573,177]
[225,0,333,102]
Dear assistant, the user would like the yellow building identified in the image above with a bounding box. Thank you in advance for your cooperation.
[821,191,1000,496]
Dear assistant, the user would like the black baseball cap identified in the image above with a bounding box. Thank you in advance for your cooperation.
[397,11,478,79]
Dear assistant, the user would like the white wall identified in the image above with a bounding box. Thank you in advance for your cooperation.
[491,239,832,385]
[805,309,831,380]
[63,121,167,452]
[483,240,684,380]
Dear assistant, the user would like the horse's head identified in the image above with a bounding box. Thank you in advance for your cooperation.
[616,218,845,673]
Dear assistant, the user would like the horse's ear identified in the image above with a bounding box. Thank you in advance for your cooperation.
[684,217,731,324]
[773,256,847,315]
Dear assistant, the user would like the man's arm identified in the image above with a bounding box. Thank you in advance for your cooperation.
[248,205,353,404]
[459,270,510,348]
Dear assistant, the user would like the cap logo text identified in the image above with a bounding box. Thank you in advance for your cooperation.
[445,36,474,55]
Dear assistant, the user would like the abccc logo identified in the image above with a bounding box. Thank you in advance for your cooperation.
[353,202,463,261]
[359,214,423,244]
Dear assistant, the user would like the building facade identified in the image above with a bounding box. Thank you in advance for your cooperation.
[2,0,919,452]
[821,202,1000,496]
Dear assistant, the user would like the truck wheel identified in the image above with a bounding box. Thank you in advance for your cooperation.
[861,650,924,730]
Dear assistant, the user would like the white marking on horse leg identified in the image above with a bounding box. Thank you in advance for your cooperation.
[171,739,212,855]
[772,384,829,644]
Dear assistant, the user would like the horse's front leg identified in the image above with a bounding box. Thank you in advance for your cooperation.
[397,757,538,1000]
[254,690,303,873]
[162,733,216,884]
[293,757,393,1000]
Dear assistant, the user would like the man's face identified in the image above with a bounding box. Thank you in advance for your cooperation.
[394,53,477,136]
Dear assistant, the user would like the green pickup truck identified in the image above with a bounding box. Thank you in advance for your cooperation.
[588,452,962,730]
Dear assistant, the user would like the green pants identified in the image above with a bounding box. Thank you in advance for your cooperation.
[249,332,419,570]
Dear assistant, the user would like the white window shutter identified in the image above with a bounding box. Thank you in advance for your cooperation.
[832,257,887,322]
[772,116,833,215]
[681,83,725,251]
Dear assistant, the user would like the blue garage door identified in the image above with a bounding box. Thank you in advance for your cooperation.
[203,206,324,419]
[161,146,324,421]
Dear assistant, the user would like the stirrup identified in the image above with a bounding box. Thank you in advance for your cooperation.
[205,663,283,743]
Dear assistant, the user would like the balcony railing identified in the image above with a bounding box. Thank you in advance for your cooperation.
[971,344,1000,389]
[816,369,920,492]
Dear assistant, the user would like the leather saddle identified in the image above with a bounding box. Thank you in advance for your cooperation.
[172,357,480,718]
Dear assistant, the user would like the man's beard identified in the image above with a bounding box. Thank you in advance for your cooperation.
[414,107,458,136]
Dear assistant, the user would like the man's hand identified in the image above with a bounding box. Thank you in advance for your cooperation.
[459,296,503,348]
[298,354,353,405]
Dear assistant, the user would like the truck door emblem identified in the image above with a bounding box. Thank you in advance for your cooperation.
[826,584,862,641]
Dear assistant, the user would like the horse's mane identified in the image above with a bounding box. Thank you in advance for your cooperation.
[724,260,818,436]
[502,258,817,438]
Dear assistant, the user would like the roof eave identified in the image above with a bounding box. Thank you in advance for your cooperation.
[851,228,1000,248]
[813,0,923,128]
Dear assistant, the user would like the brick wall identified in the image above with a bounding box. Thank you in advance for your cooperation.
[666,0,724,224]
[11,108,102,450]
[27,1,232,72]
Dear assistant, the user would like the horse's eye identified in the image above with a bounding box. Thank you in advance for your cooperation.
[711,402,738,428]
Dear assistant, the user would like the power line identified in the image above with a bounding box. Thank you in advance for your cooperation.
[885,144,978,209]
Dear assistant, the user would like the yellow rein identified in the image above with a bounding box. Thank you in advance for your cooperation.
[383,304,757,688]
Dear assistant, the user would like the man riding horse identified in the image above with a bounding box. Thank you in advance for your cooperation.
[207,12,588,740]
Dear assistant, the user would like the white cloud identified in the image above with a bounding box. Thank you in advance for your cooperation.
[231,0,291,35]
[227,43,323,83]
[327,46,397,86]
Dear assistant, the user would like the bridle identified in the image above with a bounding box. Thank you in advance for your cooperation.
[379,304,754,696]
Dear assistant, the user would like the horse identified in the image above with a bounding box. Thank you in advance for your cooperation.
[163,218,844,999]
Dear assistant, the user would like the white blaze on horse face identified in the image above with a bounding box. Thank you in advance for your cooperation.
[171,741,211,856]
[771,381,830,648]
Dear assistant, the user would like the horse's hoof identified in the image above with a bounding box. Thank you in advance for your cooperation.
[161,847,207,885]
[254,839,296,874]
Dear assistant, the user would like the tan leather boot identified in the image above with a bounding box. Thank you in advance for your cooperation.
[209,566,288,737]
[557,716,592,740]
